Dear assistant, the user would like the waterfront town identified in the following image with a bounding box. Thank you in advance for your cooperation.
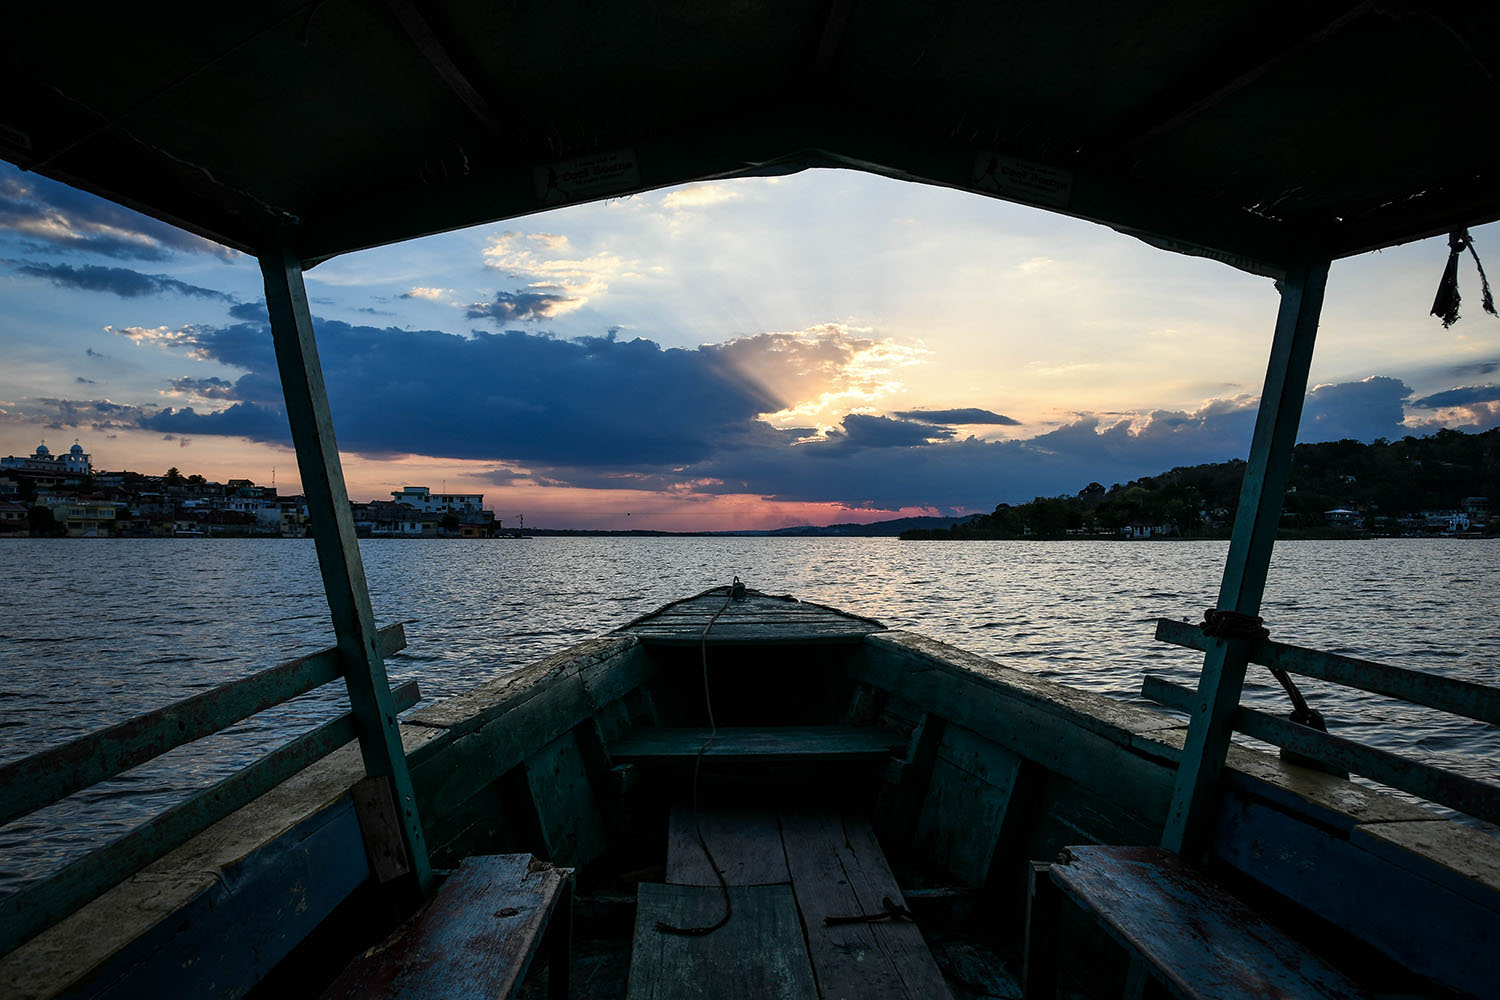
[0,440,509,538]
[2,436,1492,540]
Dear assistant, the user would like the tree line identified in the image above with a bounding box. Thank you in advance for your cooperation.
[901,427,1500,540]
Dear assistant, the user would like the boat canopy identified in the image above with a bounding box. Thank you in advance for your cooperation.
[3,1,1498,276]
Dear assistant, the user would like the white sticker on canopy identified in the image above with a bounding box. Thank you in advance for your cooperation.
[972,152,1073,209]
[534,149,642,207]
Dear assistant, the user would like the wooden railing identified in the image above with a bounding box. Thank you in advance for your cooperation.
[1146,618,1500,826]
[0,623,416,956]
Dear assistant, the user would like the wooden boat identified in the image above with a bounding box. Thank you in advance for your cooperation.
[3,4,1499,998]
[4,585,1496,998]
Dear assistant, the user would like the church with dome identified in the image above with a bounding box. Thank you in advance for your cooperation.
[1,440,93,476]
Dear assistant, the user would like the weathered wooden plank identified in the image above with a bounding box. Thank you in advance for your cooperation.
[0,680,420,957]
[1143,676,1500,826]
[915,726,1021,886]
[666,804,789,886]
[1349,819,1500,910]
[854,633,1184,739]
[405,636,642,735]
[0,723,443,1000]
[1215,796,1498,999]
[1161,255,1329,860]
[262,248,431,891]
[850,641,1178,823]
[1133,724,1437,832]
[880,713,945,845]
[408,646,652,824]
[525,730,608,868]
[1155,618,1500,726]
[627,625,878,645]
[780,810,952,1000]
[1049,845,1365,999]
[0,623,405,828]
[611,725,906,763]
[627,883,817,999]
[352,773,411,883]
[618,589,885,645]
[73,796,372,1000]
[321,854,569,1000]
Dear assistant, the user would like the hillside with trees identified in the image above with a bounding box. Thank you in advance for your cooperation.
[902,428,1500,540]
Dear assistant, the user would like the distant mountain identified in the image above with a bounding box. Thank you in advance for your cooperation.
[747,514,980,537]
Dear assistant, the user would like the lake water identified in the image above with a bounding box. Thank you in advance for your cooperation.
[1,536,1496,895]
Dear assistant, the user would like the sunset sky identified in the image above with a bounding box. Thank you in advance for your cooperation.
[3,160,1498,530]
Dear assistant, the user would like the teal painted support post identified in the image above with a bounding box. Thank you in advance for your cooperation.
[259,248,433,891]
[1160,255,1330,860]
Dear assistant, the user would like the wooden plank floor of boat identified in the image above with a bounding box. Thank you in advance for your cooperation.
[626,804,953,1000]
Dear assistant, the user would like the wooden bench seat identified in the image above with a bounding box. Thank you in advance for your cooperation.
[627,804,952,1000]
[320,854,572,1000]
[609,725,906,763]
[1025,845,1367,999]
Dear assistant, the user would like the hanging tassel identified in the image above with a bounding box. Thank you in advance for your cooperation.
[1431,231,1464,327]
[1431,229,1498,327]
[1463,230,1496,318]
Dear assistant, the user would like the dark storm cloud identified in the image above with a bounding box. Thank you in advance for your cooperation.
[0,163,233,260]
[144,402,288,441]
[466,290,577,323]
[893,407,1020,425]
[1410,384,1500,408]
[168,376,237,399]
[30,304,1447,511]
[670,401,1268,509]
[228,301,266,321]
[10,261,233,300]
[1299,376,1410,442]
[823,414,955,449]
[101,317,781,465]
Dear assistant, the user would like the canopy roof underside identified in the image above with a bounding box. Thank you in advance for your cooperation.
[3,1,1497,276]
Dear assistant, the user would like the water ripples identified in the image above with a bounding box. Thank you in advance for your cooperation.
[0,536,1495,895]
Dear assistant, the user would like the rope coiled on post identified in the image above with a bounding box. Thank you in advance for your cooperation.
[1199,609,1326,730]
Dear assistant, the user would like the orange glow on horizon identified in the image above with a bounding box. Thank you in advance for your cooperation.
[3,425,955,532]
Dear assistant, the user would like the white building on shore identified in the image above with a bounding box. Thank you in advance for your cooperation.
[1,440,92,476]
[390,486,485,515]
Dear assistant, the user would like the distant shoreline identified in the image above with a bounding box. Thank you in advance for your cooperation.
[4,531,1494,541]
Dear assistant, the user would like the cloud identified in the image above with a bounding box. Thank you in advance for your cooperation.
[708,325,930,426]
[108,323,211,357]
[480,231,632,317]
[0,163,232,260]
[894,407,1020,425]
[660,185,738,211]
[467,289,577,323]
[81,317,781,466]
[401,286,453,301]
[824,414,955,449]
[1299,376,1411,442]
[166,376,237,399]
[21,299,1446,512]
[75,376,96,384]
[9,261,233,300]
[1409,383,1500,431]
[1411,384,1500,408]
[84,347,110,360]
